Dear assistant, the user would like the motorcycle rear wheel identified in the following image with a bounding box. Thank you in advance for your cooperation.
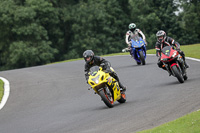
[99,87,114,108]
[171,65,184,83]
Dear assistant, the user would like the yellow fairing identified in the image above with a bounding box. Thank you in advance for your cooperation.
[88,66,121,101]
[107,76,121,101]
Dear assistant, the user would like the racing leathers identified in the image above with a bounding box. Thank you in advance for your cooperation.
[155,36,189,69]
[125,28,147,47]
[84,56,126,91]
[124,28,147,53]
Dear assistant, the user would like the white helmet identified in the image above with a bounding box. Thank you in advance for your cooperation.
[129,23,136,32]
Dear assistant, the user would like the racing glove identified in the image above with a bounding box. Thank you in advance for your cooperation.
[100,63,107,70]
[128,41,132,47]
[144,39,148,46]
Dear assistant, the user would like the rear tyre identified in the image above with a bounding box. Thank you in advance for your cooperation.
[139,50,145,65]
[99,87,114,108]
[171,65,184,83]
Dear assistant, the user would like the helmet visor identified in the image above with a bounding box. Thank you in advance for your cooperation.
[130,28,136,32]
[85,56,91,62]
[158,36,164,42]
[158,36,163,39]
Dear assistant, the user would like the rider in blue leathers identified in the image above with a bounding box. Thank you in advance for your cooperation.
[123,23,147,53]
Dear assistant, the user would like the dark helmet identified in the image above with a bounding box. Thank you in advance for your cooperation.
[129,23,136,32]
[156,30,166,43]
[83,50,94,64]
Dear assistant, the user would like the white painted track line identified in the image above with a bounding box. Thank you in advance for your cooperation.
[0,77,10,110]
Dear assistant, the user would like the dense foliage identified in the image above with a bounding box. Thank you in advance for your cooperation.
[0,0,199,70]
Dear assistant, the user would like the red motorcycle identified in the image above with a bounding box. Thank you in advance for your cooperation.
[160,46,188,83]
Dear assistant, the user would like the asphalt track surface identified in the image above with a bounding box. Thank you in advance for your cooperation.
[0,55,200,133]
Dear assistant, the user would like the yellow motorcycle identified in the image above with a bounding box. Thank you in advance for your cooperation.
[88,66,126,108]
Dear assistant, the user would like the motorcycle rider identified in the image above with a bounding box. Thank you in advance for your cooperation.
[155,30,189,71]
[123,23,147,53]
[83,50,126,92]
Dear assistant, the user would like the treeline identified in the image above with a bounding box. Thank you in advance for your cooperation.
[0,0,199,70]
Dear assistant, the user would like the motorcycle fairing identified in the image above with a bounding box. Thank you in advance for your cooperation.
[170,63,179,68]
[161,46,179,63]
[130,36,146,62]
[88,66,121,101]
[107,77,121,100]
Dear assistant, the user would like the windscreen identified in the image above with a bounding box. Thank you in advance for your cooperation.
[89,66,99,76]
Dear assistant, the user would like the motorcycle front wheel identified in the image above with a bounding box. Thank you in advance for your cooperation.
[171,65,184,83]
[139,50,145,65]
[183,73,188,80]
[99,87,114,108]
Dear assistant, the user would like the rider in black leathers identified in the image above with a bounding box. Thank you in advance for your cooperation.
[155,30,189,70]
[83,50,126,92]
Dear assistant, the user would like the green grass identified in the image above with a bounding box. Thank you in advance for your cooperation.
[0,79,4,102]
[137,110,200,133]
[146,43,200,59]
[49,44,200,65]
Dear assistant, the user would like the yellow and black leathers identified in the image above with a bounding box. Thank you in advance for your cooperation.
[84,56,125,89]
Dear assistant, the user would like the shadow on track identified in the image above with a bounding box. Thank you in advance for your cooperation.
[90,101,130,111]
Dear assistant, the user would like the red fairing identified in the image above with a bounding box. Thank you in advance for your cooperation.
[161,53,169,61]
[161,47,178,63]
[170,63,178,68]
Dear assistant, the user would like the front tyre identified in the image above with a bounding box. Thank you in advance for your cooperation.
[171,65,184,83]
[139,50,145,65]
[99,87,114,108]
[183,73,188,80]
[136,61,141,65]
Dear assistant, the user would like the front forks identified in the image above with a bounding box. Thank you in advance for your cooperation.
[164,64,173,76]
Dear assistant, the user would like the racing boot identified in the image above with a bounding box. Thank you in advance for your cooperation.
[180,52,189,68]
[110,72,126,92]
[184,61,189,68]
[118,81,126,92]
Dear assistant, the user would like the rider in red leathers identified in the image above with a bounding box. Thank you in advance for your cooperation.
[155,30,189,71]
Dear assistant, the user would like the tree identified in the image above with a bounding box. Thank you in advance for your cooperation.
[177,0,200,44]
[127,0,180,49]
[0,0,199,70]
[0,0,59,69]
[62,0,129,59]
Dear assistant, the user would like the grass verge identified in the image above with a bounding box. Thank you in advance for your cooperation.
[0,79,4,103]
[137,110,200,133]
[50,43,200,64]
[146,43,200,59]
